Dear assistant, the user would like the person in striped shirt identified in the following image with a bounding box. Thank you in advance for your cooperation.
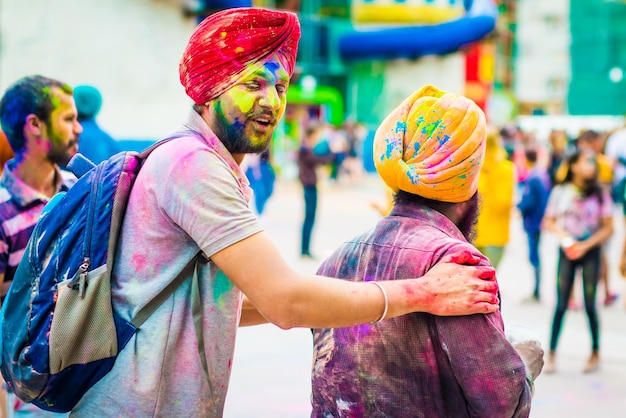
[0,75,82,417]
[0,75,81,299]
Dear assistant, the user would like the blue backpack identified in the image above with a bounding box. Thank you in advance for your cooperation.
[0,133,202,412]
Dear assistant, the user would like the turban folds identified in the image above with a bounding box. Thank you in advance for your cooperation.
[374,85,486,203]
[179,7,301,104]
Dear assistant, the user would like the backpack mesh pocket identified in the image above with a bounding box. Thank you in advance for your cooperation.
[49,265,118,374]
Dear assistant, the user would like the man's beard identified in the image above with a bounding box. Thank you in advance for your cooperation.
[213,111,271,154]
[48,139,77,167]
[457,193,480,243]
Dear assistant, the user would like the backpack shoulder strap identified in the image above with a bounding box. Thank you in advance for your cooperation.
[128,129,208,328]
[137,129,204,159]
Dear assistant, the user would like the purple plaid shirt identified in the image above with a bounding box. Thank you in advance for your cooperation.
[311,201,532,418]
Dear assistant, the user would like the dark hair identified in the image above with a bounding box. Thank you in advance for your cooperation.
[0,75,73,152]
[525,148,538,163]
[561,150,603,202]
[192,103,205,115]
[394,190,456,214]
[577,129,600,146]
[394,190,480,242]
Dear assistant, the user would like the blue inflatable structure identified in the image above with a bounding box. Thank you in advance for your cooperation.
[339,0,498,61]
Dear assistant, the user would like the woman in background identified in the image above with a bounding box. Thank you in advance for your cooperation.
[543,149,613,374]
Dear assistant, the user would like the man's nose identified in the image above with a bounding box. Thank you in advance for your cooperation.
[258,87,280,110]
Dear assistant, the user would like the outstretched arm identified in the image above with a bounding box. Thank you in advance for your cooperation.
[215,231,499,330]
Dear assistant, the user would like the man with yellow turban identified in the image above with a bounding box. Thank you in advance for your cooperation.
[71,11,501,417]
[311,85,544,417]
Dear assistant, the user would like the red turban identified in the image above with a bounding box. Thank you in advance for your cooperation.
[179,7,301,105]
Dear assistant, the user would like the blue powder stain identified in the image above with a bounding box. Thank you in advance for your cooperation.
[381,138,397,161]
[413,142,421,153]
[394,121,406,134]
[407,167,420,184]
[439,134,450,146]
[459,174,467,179]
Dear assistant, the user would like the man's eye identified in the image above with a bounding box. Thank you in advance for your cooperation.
[276,85,286,94]
[246,82,260,90]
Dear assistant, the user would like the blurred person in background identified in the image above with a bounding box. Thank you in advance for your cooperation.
[543,149,613,374]
[0,74,82,417]
[499,124,518,160]
[605,120,626,205]
[298,123,338,258]
[547,129,569,186]
[319,124,348,184]
[517,148,551,303]
[475,127,516,269]
[73,85,120,164]
[370,184,394,217]
[242,148,275,216]
[621,183,626,305]
[311,85,542,417]
[554,130,617,307]
[511,130,536,184]
[336,119,365,184]
[577,130,618,306]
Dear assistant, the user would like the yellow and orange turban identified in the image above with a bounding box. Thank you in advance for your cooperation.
[374,85,486,203]
[179,7,301,105]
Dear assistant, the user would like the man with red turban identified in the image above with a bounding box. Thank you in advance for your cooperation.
[72,10,500,417]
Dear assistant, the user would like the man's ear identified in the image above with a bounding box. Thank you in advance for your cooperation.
[25,114,44,137]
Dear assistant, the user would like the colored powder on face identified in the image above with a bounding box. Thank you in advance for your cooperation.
[264,60,282,74]
[48,90,60,108]
[262,59,289,111]
[224,88,255,115]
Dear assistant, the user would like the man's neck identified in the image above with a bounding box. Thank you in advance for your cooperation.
[13,155,58,198]
[232,153,245,165]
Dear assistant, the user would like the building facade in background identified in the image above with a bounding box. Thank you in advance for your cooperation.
[1,0,623,146]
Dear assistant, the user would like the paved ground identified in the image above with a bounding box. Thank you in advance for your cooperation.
[223,174,626,417]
